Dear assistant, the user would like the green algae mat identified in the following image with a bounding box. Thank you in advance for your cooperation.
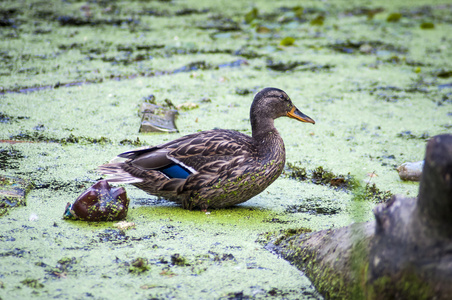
[1,0,451,299]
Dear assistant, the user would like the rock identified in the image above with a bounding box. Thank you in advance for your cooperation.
[139,103,178,133]
[64,180,129,221]
[396,160,423,181]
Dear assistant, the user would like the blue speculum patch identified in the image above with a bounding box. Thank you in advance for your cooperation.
[159,164,192,179]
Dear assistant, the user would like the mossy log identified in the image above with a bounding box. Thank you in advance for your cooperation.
[269,134,452,299]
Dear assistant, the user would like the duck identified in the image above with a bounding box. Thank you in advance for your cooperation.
[98,88,315,210]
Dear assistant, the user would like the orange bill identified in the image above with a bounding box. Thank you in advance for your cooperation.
[287,107,315,124]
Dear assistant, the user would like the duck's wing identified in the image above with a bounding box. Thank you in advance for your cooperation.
[115,129,257,180]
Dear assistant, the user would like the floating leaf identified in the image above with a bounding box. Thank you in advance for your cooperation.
[279,37,295,46]
[244,8,258,24]
[386,13,401,22]
[310,15,324,26]
[420,22,434,29]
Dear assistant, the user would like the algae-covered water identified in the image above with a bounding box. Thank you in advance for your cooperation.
[1,0,451,299]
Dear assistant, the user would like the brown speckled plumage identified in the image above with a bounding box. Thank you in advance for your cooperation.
[98,88,314,210]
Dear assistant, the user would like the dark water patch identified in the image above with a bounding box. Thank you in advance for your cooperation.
[55,42,82,51]
[99,53,148,65]
[375,92,405,103]
[206,251,236,262]
[91,229,156,246]
[262,217,291,224]
[140,9,168,17]
[9,131,112,145]
[0,8,19,18]
[0,53,41,65]
[381,55,429,67]
[233,48,264,59]
[438,83,452,90]
[266,60,309,72]
[173,59,247,73]
[0,8,18,27]
[57,15,138,27]
[0,18,15,27]
[34,178,90,193]
[440,93,452,104]
[0,146,24,169]
[139,7,209,17]
[117,45,134,52]
[1,59,250,95]
[364,85,429,102]
[0,234,16,242]
[173,61,212,73]
[369,85,424,93]
[33,28,52,35]
[285,201,340,215]
[435,69,452,79]
[198,18,241,32]
[95,229,128,243]
[235,87,259,96]
[133,197,170,207]
[328,40,407,55]
[0,247,29,258]
[396,130,430,140]
[162,47,233,57]
[218,59,248,69]
[47,257,77,278]
[83,47,110,56]
[136,44,165,51]
[32,9,55,20]
[397,4,452,24]
[0,112,29,123]
[266,60,333,72]
[175,8,209,16]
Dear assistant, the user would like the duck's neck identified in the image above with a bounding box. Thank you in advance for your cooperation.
[251,117,285,161]
[251,116,276,140]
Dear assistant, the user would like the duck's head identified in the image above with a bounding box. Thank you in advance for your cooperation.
[250,88,315,134]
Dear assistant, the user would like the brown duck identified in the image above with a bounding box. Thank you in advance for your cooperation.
[98,88,315,210]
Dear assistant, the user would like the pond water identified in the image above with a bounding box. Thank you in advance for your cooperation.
[1,0,451,299]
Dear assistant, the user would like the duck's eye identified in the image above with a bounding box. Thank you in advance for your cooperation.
[279,95,286,100]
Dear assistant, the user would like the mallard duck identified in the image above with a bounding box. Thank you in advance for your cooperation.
[98,88,315,210]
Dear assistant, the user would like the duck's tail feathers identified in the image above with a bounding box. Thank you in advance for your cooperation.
[97,163,143,184]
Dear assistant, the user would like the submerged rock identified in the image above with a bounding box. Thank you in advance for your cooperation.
[139,102,178,133]
[396,160,423,181]
[64,180,129,221]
